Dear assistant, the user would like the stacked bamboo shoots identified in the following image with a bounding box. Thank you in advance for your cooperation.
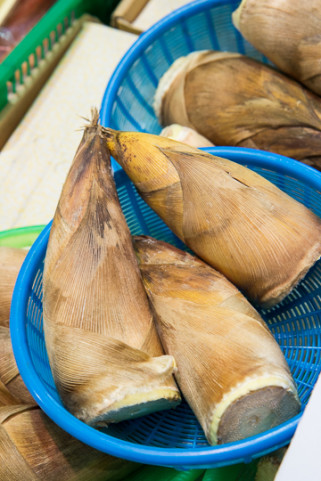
[232,0,321,97]
[0,326,35,404]
[0,326,139,481]
[153,50,321,169]
[103,128,321,307]
[133,236,300,444]
[0,246,27,327]
[42,110,180,426]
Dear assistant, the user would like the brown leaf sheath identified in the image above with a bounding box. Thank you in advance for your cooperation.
[103,128,321,307]
[154,50,321,168]
[0,327,35,404]
[133,236,300,445]
[233,0,321,97]
[0,246,27,327]
[0,324,139,481]
[42,109,180,425]
[0,402,139,481]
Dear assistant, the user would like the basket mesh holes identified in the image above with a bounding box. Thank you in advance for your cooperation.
[6,79,13,98]
[298,386,312,405]
[6,64,26,98]
[27,263,58,397]
[195,5,236,51]
[114,77,156,132]
[42,37,50,55]
[30,268,43,312]
[69,10,75,26]
[105,400,210,448]
[260,265,321,408]
[56,22,64,38]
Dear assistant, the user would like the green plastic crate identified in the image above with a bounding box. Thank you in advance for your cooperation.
[0,0,120,148]
[126,463,259,481]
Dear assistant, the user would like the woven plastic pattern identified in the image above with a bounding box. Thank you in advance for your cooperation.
[10,147,321,469]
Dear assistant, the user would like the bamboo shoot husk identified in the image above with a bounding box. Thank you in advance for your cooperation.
[153,50,321,169]
[0,378,19,405]
[103,128,321,307]
[0,246,27,327]
[42,109,180,426]
[232,0,321,97]
[255,447,287,481]
[0,400,138,481]
[0,332,139,480]
[0,326,35,404]
[133,236,301,445]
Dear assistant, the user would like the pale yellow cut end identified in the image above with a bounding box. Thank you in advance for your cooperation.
[209,374,300,445]
[91,387,181,426]
[231,0,247,30]
[160,123,190,141]
[160,124,214,147]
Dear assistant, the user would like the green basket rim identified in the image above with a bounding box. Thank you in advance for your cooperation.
[0,225,45,248]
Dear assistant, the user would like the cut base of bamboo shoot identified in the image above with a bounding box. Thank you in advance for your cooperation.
[94,389,180,425]
[260,252,321,308]
[45,324,181,426]
[215,385,299,445]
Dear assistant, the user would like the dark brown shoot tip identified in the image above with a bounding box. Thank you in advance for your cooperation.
[89,107,100,128]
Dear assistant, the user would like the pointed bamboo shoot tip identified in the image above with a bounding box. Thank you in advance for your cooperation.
[90,107,100,127]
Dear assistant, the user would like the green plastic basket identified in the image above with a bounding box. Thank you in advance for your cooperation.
[0,0,120,147]
[0,225,45,248]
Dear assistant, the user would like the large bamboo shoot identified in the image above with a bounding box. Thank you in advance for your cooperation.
[133,235,300,445]
[153,50,321,169]
[103,128,321,307]
[42,110,180,426]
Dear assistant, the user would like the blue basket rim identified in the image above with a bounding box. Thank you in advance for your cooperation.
[100,0,234,130]
[205,146,321,191]
[10,146,321,467]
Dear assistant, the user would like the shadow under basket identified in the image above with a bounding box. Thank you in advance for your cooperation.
[10,147,321,469]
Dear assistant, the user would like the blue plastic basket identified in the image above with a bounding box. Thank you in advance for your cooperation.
[100,0,273,171]
[10,146,321,469]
